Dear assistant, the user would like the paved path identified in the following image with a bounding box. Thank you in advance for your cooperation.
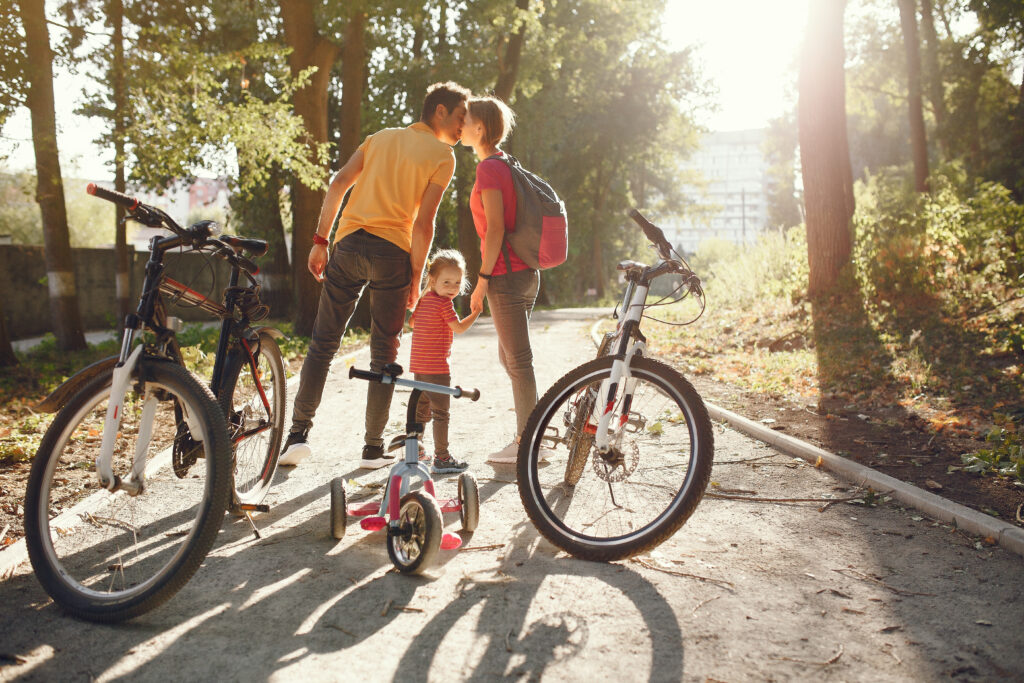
[1,309,1021,681]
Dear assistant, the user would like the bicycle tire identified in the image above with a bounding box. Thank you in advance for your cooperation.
[458,472,479,532]
[386,491,443,574]
[219,331,285,507]
[24,360,232,622]
[517,356,714,561]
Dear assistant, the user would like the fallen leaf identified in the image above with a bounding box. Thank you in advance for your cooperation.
[924,480,943,491]
[976,620,993,627]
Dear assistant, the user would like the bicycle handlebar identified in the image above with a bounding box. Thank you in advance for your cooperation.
[348,366,480,400]
[629,209,673,260]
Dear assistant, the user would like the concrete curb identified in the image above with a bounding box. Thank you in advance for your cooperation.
[587,318,1024,561]
[0,344,366,582]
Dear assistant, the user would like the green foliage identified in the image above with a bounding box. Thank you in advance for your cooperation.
[688,227,808,309]
[0,2,26,135]
[852,162,1024,318]
[961,422,1023,484]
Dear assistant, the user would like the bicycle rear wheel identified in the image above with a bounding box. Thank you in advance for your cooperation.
[220,331,285,507]
[517,356,714,561]
[24,360,232,622]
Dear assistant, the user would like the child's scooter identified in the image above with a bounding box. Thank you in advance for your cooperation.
[332,363,481,574]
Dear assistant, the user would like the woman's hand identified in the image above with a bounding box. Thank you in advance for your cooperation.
[470,279,488,314]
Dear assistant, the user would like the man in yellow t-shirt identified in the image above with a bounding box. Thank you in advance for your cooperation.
[281,82,470,470]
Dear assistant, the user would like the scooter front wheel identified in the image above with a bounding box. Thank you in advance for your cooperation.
[330,477,347,540]
[386,491,442,574]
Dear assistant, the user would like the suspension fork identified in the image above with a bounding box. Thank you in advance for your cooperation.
[96,343,146,493]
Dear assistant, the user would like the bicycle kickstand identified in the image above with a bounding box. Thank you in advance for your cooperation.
[237,503,271,540]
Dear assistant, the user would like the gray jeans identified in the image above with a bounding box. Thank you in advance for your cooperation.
[290,230,411,447]
[413,373,450,458]
[486,268,540,435]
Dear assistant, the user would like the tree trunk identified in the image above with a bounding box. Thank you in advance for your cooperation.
[338,11,366,165]
[798,0,854,298]
[494,0,530,102]
[0,296,17,367]
[591,166,607,299]
[280,0,340,336]
[111,0,131,331]
[898,0,929,192]
[920,0,947,157]
[18,0,86,351]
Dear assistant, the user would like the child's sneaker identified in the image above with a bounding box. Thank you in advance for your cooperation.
[431,454,469,475]
[279,429,311,466]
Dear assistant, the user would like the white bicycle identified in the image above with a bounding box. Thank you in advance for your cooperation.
[517,209,714,561]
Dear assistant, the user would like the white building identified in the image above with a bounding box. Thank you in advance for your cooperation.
[663,129,770,253]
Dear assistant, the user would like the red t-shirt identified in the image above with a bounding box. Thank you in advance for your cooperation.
[410,291,458,374]
[470,153,529,276]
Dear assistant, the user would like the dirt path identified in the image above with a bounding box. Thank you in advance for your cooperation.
[1,309,1022,681]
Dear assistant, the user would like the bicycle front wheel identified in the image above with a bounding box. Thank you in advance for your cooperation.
[517,356,714,561]
[24,360,232,622]
[220,331,286,507]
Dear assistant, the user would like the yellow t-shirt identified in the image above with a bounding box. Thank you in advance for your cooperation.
[334,122,456,252]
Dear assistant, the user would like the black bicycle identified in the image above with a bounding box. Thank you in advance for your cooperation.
[23,183,286,622]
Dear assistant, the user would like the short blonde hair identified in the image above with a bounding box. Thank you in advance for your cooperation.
[468,96,516,147]
[426,249,469,294]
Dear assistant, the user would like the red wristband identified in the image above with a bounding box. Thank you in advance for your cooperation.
[312,233,329,246]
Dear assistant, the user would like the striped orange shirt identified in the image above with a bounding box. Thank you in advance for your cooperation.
[410,291,458,374]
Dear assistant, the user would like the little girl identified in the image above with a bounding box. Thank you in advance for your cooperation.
[410,249,483,474]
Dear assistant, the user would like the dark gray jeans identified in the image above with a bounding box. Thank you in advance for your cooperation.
[487,268,540,435]
[290,230,411,448]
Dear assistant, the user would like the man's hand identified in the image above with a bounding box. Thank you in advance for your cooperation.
[407,284,422,311]
[308,243,328,282]
[470,279,487,314]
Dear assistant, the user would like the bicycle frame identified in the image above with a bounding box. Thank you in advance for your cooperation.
[94,230,272,494]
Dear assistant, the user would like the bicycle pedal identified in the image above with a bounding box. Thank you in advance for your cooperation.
[238,503,270,513]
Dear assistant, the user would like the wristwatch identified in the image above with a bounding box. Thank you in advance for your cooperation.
[478,271,492,280]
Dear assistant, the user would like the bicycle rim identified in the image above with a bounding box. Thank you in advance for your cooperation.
[224,335,285,505]
[519,356,713,560]
[25,362,230,621]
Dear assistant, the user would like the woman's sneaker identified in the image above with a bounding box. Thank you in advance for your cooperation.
[431,454,469,474]
[279,429,311,466]
[486,439,519,464]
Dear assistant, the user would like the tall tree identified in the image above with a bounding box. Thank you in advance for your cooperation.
[109,0,131,328]
[898,0,930,191]
[279,0,340,336]
[920,0,948,156]
[17,0,86,350]
[0,297,17,367]
[798,0,854,297]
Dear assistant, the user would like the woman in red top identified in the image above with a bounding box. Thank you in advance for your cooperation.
[465,96,540,464]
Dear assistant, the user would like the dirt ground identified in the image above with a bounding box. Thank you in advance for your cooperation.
[685,373,1024,530]
[1,309,1022,682]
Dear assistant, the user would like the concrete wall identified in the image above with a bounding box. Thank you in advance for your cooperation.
[0,245,250,339]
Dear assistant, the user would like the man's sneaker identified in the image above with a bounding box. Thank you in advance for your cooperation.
[359,444,395,470]
[486,440,519,464]
[431,454,469,475]
[279,430,311,466]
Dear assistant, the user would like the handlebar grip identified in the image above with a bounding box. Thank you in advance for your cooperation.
[87,182,140,209]
[348,367,382,382]
[455,386,481,401]
[629,208,671,251]
[221,234,269,258]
